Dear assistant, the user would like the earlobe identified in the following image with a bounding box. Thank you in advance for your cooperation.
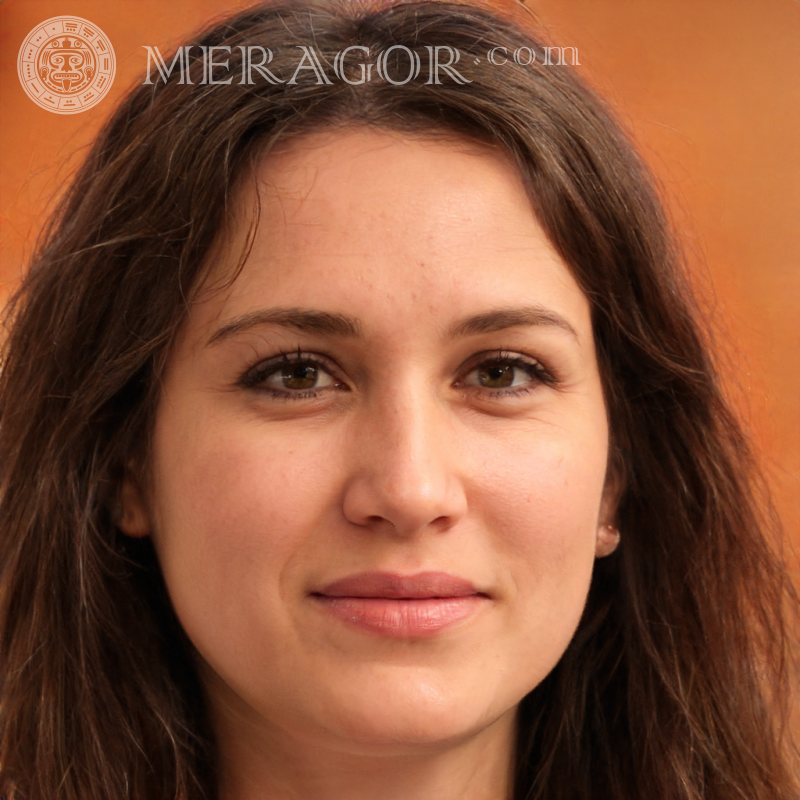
[597,455,624,558]
[595,523,620,558]
[116,477,151,537]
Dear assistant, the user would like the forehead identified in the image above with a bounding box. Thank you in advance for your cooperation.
[190,128,591,346]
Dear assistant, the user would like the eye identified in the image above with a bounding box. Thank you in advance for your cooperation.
[241,349,554,401]
[459,352,554,396]
[240,351,341,399]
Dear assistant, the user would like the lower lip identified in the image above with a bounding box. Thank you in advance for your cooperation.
[313,596,485,637]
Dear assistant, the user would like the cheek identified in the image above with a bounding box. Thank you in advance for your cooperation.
[472,431,605,661]
[473,421,606,552]
[148,410,338,628]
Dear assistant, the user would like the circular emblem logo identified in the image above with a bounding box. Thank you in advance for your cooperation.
[17,16,115,114]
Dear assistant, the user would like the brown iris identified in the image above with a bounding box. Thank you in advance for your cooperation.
[281,363,318,390]
[478,362,515,388]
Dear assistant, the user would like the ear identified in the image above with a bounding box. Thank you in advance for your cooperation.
[595,523,620,558]
[595,459,624,558]
[116,473,151,538]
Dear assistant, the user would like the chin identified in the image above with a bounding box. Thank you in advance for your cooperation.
[305,673,515,754]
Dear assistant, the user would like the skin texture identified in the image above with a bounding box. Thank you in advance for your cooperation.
[120,129,619,800]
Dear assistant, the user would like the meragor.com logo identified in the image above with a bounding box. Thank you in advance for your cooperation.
[17,16,116,114]
[140,43,579,87]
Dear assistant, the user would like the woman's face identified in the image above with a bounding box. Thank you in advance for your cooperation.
[122,129,617,757]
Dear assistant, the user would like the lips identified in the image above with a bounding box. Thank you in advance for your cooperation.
[311,571,487,637]
[316,571,483,600]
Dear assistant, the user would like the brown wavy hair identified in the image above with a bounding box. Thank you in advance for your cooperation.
[0,1,797,798]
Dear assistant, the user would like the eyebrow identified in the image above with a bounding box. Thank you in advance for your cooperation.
[206,304,578,347]
[207,308,362,346]
[446,306,578,341]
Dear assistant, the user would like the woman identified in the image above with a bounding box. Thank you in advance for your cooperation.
[0,1,796,798]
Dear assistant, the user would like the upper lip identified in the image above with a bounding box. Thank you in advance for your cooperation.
[314,571,484,599]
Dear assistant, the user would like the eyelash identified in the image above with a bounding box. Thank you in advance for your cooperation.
[239,348,557,402]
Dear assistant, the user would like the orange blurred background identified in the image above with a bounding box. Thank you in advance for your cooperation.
[1,0,798,587]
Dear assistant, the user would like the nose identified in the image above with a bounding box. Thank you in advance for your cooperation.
[341,386,468,538]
